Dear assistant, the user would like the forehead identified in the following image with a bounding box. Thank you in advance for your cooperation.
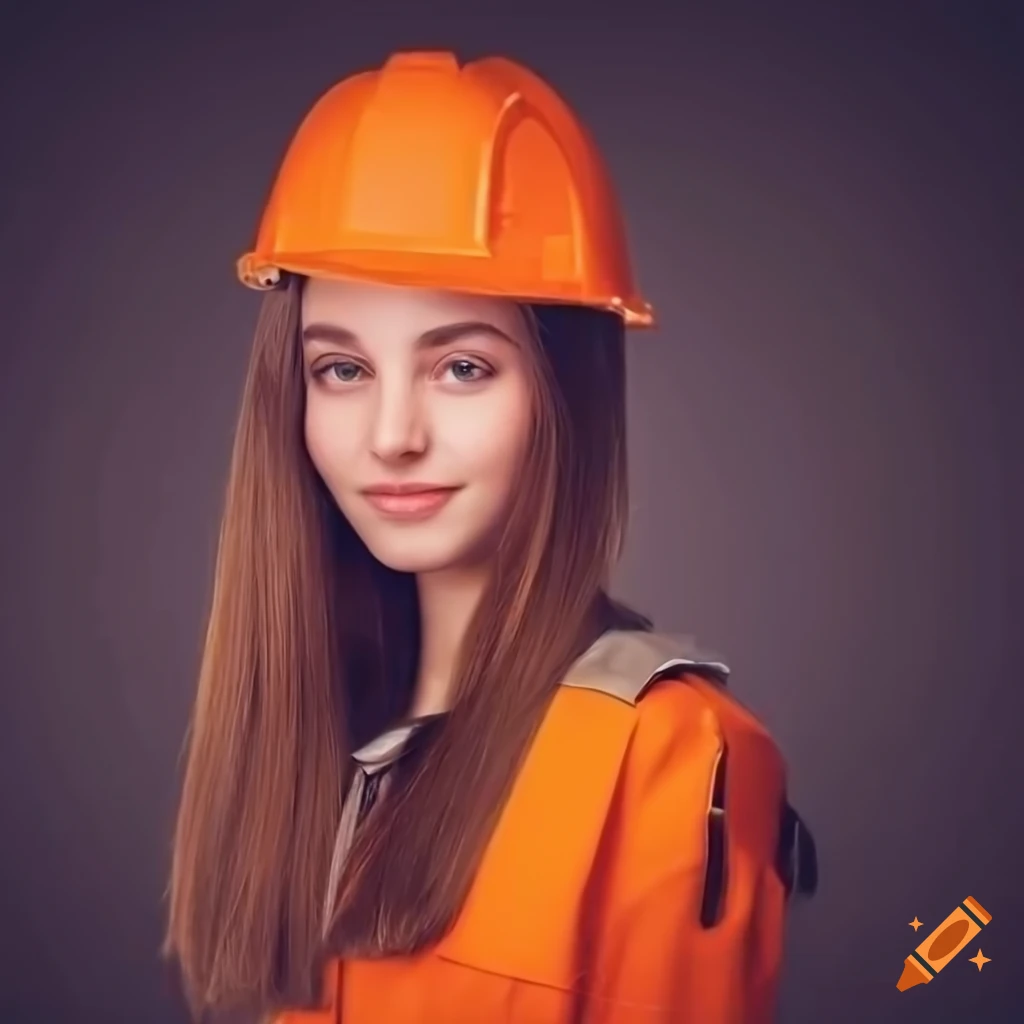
[301,276,529,342]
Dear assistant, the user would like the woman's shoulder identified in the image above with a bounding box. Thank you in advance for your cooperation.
[561,628,783,768]
[431,630,813,992]
[556,628,815,901]
[558,628,789,856]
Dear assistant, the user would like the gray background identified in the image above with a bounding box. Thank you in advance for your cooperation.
[1,1,1021,1021]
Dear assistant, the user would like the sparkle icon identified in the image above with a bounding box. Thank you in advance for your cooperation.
[909,917,923,931]
[968,950,990,971]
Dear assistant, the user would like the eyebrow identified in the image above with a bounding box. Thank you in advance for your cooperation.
[301,320,519,350]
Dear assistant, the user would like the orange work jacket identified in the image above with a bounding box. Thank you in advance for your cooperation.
[274,629,814,1024]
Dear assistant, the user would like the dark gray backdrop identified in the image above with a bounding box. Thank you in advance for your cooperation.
[1,2,1021,1021]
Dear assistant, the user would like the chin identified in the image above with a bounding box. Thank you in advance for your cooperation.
[359,530,480,575]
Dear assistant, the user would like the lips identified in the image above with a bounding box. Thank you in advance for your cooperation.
[361,486,460,518]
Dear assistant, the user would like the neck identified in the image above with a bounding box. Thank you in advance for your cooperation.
[409,562,490,718]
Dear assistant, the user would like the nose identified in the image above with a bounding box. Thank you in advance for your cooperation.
[368,377,428,462]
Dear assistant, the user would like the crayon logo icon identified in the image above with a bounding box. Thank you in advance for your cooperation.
[897,896,992,991]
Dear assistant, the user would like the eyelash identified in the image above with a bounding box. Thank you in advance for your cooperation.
[311,356,494,385]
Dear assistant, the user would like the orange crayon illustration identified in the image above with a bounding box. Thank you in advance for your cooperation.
[897,896,992,991]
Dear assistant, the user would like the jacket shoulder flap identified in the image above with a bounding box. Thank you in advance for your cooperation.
[560,628,731,703]
[564,630,783,768]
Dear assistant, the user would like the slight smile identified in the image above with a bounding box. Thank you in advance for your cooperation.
[360,484,462,519]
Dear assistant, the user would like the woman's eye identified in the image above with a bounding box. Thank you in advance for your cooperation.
[314,360,364,383]
[444,358,491,383]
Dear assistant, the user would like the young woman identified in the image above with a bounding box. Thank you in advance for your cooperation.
[164,51,815,1024]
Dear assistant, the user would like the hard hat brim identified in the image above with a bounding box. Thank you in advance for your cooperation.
[236,251,655,328]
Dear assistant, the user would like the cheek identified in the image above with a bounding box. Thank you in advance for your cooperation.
[443,384,533,486]
[304,394,360,488]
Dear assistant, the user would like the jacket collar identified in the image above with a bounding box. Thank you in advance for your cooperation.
[350,711,447,776]
[347,631,726,770]
[562,628,728,702]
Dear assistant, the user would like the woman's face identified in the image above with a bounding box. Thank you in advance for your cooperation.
[301,277,536,575]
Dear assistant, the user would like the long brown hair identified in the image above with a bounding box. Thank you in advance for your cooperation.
[163,273,649,1019]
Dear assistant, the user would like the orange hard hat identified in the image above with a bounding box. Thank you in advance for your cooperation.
[237,51,654,327]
